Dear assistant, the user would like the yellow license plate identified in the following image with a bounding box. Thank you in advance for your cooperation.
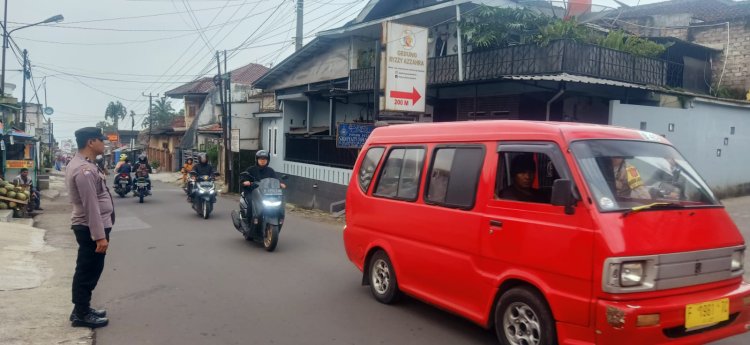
[685,298,729,329]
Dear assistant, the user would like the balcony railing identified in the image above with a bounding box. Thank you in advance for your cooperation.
[350,40,686,91]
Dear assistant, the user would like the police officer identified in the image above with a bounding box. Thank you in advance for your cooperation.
[65,127,114,328]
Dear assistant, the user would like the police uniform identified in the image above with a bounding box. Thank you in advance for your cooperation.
[65,127,114,328]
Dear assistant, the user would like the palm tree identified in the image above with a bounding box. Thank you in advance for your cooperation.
[143,97,176,129]
[104,101,127,130]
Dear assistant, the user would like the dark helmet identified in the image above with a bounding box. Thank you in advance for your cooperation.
[255,150,270,165]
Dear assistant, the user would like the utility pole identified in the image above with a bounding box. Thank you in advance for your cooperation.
[21,49,27,130]
[224,50,234,192]
[215,51,228,183]
[142,92,157,159]
[295,0,303,51]
[130,111,135,162]
[1,0,8,97]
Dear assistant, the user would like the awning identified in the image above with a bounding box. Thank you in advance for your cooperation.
[502,73,654,90]
[288,127,329,135]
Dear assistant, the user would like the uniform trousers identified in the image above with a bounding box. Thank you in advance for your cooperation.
[71,225,111,312]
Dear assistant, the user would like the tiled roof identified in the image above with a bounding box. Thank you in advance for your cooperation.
[618,0,750,23]
[230,63,269,86]
[165,77,215,97]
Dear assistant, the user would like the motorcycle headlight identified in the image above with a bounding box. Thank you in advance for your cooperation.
[731,249,745,272]
[262,200,282,207]
[209,190,216,194]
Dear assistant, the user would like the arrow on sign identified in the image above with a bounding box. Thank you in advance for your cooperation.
[389,87,421,104]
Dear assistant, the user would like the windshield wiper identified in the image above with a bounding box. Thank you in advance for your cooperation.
[621,202,686,218]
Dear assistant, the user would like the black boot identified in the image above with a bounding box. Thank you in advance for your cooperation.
[71,310,109,328]
[70,307,107,321]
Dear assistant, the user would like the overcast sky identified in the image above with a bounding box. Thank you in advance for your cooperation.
[5,0,667,141]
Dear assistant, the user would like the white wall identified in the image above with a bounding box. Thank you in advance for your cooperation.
[231,102,261,150]
[282,100,307,129]
[610,99,750,192]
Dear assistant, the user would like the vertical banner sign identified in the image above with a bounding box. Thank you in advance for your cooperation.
[382,22,428,113]
[231,128,240,153]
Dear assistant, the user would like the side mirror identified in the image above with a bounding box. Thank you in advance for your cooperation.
[281,175,289,181]
[214,172,221,177]
[551,179,576,215]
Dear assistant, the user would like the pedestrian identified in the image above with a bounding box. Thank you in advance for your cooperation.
[65,127,114,328]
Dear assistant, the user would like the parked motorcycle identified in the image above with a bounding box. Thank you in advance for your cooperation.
[231,173,286,252]
[189,172,219,219]
[114,173,131,197]
[134,176,150,203]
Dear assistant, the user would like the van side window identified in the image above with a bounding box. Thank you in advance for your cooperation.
[496,152,560,204]
[374,148,426,200]
[425,147,484,209]
[358,147,385,193]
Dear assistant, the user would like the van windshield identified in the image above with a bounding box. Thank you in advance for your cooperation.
[570,140,720,212]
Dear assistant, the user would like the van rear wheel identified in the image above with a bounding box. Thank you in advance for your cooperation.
[495,287,556,345]
[368,251,400,304]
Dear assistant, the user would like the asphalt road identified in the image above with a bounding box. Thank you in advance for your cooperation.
[95,182,497,345]
[93,181,750,345]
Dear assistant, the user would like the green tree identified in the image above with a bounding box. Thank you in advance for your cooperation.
[460,6,551,49]
[142,97,176,129]
[104,101,127,130]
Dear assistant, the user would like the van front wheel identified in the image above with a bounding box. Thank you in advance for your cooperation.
[368,251,400,304]
[495,287,557,345]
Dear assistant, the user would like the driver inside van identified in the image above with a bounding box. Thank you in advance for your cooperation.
[499,154,546,203]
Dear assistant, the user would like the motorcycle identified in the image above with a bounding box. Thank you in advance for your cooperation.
[134,176,150,203]
[231,173,286,252]
[114,173,131,197]
[189,172,219,219]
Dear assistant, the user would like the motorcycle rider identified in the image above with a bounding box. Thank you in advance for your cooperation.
[241,150,286,189]
[132,154,152,196]
[114,158,133,189]
[240,150,286,215]
[188,154,215,202]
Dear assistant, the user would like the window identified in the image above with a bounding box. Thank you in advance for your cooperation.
[570,140,719,211]
[273,128,278,155]
[374,148,425,200]
[268,128,272,151]
[496,152,560,204]
[358,147,384,193]
[425,146,485,209]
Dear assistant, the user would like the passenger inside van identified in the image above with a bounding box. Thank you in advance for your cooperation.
[498,154,546,203]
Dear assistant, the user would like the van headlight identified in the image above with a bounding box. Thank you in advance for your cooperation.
[731,250,745,272]
[603,256,657,293]
[620,262,645,287]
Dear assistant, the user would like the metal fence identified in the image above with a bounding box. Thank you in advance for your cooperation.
[285,135,359,169]
[350,67,375,91]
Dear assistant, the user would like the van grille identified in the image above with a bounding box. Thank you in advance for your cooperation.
[654,246,743,291]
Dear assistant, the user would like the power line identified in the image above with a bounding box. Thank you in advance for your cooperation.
[14,31,198,46]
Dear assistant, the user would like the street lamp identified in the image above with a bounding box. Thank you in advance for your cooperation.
[1,9,62,134]
[1,11,64,97]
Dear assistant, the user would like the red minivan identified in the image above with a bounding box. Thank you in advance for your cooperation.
[343,120,750,345]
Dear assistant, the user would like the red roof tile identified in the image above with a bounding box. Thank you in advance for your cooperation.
[165,78,215,97]
[230,63,269,86]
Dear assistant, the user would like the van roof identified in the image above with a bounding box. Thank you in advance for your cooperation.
[367,120,670,145]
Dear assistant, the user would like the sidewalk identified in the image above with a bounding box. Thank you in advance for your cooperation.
[0,175,94,345]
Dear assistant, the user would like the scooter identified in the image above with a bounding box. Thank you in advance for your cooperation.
[231,173,286,252]
[114,173,131,197]
[189,172,219,219]
[134,176,150,203]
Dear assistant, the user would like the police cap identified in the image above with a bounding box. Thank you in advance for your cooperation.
[74,127,107,142]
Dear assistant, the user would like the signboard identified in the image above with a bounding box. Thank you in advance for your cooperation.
[6,160,34,169]
[107,133,119,142]
[382,22,428,113]
[44,107,54,115]
[337,123,375,149]
[231,128,240,153]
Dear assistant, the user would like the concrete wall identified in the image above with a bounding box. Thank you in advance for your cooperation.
[620,17,750,92]
[610,99,750,195]
[231,102,261,150]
